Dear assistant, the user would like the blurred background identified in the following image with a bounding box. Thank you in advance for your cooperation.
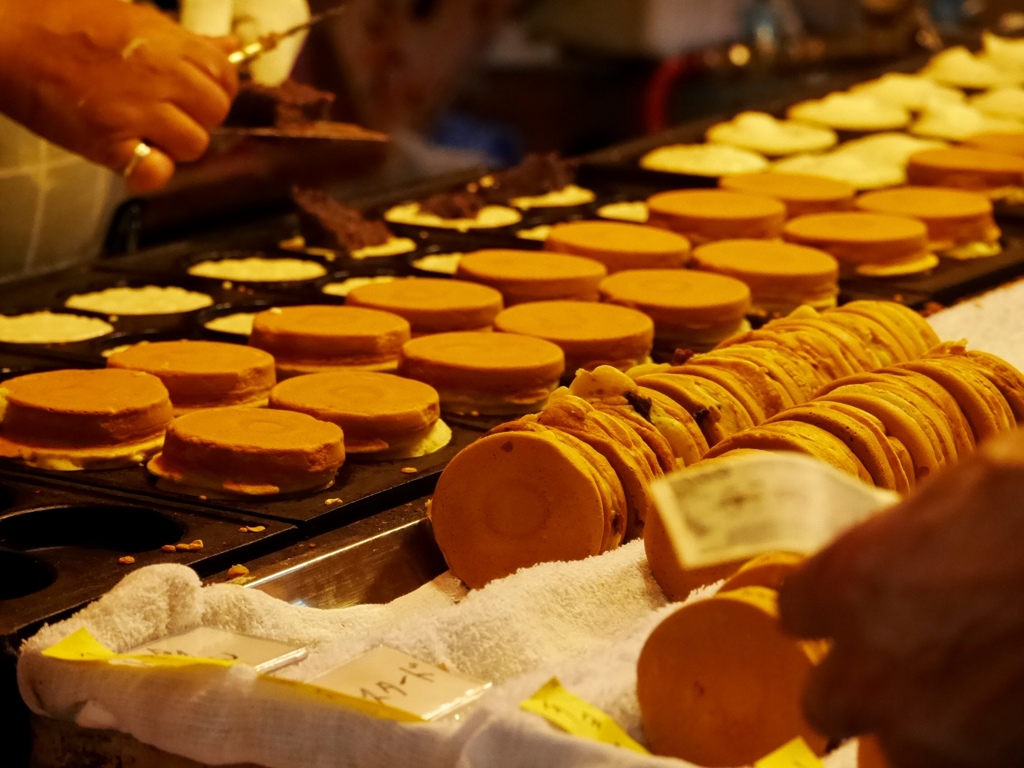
[4,0,1023,277]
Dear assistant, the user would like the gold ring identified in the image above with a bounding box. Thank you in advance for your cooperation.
[123,141,152,178]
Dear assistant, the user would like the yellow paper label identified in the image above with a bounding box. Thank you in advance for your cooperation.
[520,678,648,755]
[755,737,825,768]
[43,628,236,668]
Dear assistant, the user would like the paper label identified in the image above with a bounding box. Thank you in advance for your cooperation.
[651,452,899,569]
[124,626,308,674]
[520,678,649,754]
[308,645,491,721]
[754,737,825,767]
[44,627,307,674]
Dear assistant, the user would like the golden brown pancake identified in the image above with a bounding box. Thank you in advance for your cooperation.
[815,383,941,483]
[830,301,939,358]
[961,131,1024,157]
[720,172,857,217]
[855,186,1001,255]
[647,189,787,244]
[703,420,873,483]
[398,331,565,415]
[249,305,411,377]
[106,340,276,414]
[493,300,654,373]
[667,362,767,425]
[896,358,1015,444]
[716,325,856,384]
[0,368,172,471]
[684,353,794,419]
[692,239,839,316]
[455,248,608,304]
[718,552,805,593]
[345,277,504,335]
[637,588,828,766]
[147,406,344,496]
[429,429,621,588]
[633,372,758,447]
[782,212,936,275]
[701,346,806,406]
[758,312,881,374]
[599,269,751,354]
[906,146,1024,194]
[269,370,449,459]
[643,510,747,602]
[961,348,1024,423]
[818,308,911,367]
[767,402,903,492]
[544,220,691,273]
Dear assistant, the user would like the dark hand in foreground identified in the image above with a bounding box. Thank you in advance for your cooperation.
[779,428,1024,768]
[0,0,238,193]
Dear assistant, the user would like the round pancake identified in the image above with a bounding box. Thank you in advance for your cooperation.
[637,589,828,768]
[147,406,344,496]
[703,420,873,483]
[455,249,608,304]
[776,400,911,493]
[701,346,806,406]
[962,348,1024,422]
[691,239,839,314]
[817,375,958,467]
[493,300,654,373]
[685,352,795,418]
[599,269,751,352]
[430,430,615,588]
[906,147,1024,193]
[815,384,941,482]
[831,301,938,358]
[643,510,747,602]
[719,172,857,217]
[669,362,767,425]
[716,325,856,383]
[854,186,1000,251]
[106,340,276,413]
[647,189,787,244]
[818,309,911,366]
[875,368,975,458]
[765,404,900,491]
[718,552,805,593]
[633,372,758,447]
[269,370,442,455]
[544,220,691,273]
[345,277,503,334]
[897,358,1015,443]
[399,331,565,415]
[249,305,411,374]
[758,314,880,374]
[962,131,1024,157]
[782,212,931,270]
[0,368,172,470]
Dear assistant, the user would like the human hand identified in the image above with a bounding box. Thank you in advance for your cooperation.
[778,428,1024,768]
[0,0,239,193]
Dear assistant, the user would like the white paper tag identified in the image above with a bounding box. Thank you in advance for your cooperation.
[309,646,492,721]
[651,452,900,568]
[124,626,308,674]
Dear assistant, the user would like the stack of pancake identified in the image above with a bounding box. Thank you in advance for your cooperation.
[429,299,1024,589]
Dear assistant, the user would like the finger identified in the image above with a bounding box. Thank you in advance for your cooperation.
[168,62,234,129]
[140,105,210,162]
[126,147,175,195]
[112,139,175,195]
[181,42,239,100]
[801,643,881,739]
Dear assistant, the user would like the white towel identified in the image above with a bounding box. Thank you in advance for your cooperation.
[18,542,859,768]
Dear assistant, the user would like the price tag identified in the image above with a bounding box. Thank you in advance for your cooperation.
[754,737,825,768]
[44,627,307,675]
[307,646,491,722]
[124,626,308,674]
[520,678,649,754]
[651,451,899,569]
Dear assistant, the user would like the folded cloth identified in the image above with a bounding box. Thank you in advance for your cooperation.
[18,543,857,768]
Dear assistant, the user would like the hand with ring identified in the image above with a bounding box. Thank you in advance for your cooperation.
[0,0,239,194]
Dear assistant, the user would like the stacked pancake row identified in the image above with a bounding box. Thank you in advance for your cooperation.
[429,299,950,588]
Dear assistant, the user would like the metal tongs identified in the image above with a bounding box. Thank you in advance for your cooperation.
[227,4,350,66]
